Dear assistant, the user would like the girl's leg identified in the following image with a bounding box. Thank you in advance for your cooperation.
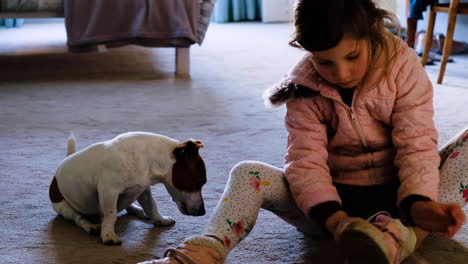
[198,160,320,259]
[408,126,468,258]
[438,126,468,206]
[138,160,318,264]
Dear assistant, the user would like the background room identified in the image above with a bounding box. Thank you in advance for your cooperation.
[1,1,467,263]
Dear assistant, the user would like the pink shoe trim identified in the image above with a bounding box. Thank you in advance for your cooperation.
[164,249,197,264]
[185,235,227,261]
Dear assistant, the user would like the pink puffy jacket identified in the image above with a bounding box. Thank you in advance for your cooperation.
[266,38,440,217]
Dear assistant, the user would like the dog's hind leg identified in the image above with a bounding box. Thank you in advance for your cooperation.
[52,201,101,235]
[136,187,175,226]
[49,176,100,235]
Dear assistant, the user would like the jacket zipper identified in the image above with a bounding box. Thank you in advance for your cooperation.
[321,90,376,178]
[349,108,375,172]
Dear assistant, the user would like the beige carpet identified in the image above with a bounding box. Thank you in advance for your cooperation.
[0,20,467,264]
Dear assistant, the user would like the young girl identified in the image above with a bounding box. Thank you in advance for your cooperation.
[139,0,467,263]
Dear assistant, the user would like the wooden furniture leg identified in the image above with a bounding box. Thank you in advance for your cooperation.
[421,8,436,66]
[438,0,460,84]
[404,0,416,48]
[406,17,417,48]
[176,47,190,78]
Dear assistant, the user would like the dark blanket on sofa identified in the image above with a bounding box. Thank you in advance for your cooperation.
[64,0,199,52]
[0,0,62,12]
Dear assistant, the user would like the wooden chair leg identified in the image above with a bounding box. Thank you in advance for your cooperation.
[421,9,436,66]
[438,0,460,84]
[176,47,190,78]
[406,18,417,48]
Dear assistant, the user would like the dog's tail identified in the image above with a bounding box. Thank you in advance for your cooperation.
[67,133,76,157]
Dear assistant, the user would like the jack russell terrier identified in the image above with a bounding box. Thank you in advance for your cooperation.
[49,132,207,245]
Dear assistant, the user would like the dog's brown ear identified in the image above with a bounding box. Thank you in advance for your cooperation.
[173,140,204,159]
[190,140,204,148]
[172,140,207,191]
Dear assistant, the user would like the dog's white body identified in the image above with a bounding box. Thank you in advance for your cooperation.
[50,132,206,245]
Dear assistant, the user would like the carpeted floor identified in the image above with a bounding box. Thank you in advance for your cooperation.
[0,20,467,264]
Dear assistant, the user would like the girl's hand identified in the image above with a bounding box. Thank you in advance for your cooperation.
[411,201,466,237]
[325,210,351,235]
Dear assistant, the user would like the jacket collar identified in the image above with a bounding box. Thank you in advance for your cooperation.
[287,53,342,101]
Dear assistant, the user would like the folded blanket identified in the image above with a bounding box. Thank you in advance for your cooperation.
[65,0,200,52]
[0,0,62,12]
[197,0,215,44]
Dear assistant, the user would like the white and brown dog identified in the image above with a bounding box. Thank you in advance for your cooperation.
[49,132,207,245]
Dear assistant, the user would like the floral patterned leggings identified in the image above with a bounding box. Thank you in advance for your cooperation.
[201,127,468,255]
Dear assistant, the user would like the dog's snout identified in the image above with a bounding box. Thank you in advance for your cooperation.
[181,202,205,216]
[186,203,205,216]
[174,191,206,216]
[195,206,205,216]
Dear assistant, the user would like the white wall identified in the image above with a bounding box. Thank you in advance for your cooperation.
[376,0,398,14]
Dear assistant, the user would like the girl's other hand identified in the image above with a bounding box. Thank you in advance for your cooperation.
[411,201,466,237]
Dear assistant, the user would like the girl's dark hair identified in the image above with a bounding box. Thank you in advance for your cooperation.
[290,0,399,51]
[289,0,401,88]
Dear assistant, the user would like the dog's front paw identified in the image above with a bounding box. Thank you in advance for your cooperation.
[101,232,122,246]
[152,216,175,227]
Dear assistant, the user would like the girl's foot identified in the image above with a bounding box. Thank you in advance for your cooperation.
[137,236,225,264]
